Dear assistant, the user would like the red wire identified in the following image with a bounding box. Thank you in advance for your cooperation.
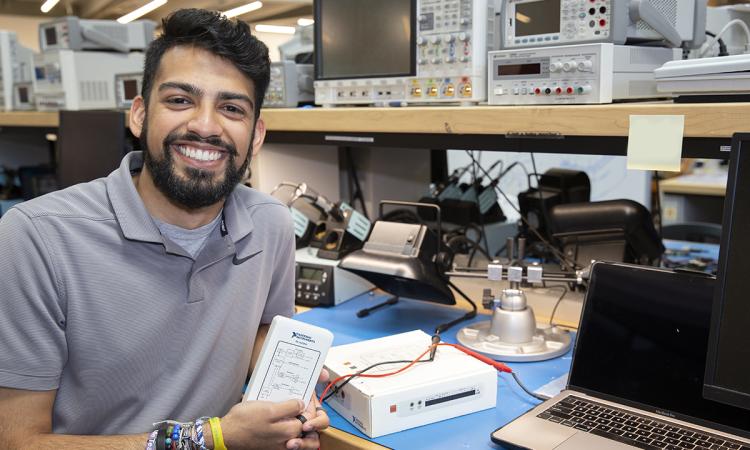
[318,342,512,404]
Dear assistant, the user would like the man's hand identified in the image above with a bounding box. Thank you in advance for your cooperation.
[284,369,331,450]
[211,399,307,450]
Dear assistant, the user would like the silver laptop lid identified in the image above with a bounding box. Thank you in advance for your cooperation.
[569,262,750,438]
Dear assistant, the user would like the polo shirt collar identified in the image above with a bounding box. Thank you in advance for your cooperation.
[107,151,255,244]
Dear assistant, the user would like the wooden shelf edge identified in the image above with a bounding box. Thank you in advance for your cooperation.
[0,111,58,127]
[261,102,750,138]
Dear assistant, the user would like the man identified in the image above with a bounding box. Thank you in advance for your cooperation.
[0,9,327,450]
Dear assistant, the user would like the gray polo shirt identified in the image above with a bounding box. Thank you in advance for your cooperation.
[0,151,295,434]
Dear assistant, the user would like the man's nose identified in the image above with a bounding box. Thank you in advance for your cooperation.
[186,104,222,138]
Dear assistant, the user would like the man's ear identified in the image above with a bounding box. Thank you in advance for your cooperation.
[129,95,146,138]
[250,117,266,158]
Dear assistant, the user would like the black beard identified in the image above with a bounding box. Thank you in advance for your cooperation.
[140,120,252,210]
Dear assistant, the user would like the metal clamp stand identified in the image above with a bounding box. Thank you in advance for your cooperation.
[456,238,573,362]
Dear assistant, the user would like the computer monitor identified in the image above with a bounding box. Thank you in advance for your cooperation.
[704,132,750,410]
[314,0,415,80]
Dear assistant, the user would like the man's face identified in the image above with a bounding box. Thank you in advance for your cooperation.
[130,45,265,209]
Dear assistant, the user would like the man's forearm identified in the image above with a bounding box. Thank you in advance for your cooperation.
[11,432,149,450]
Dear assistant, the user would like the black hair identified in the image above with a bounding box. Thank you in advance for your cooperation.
[141,8,270,119]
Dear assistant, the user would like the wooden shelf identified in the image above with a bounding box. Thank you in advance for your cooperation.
[261,102,750,138]
[0,111,58,127]
[3,103,748,157]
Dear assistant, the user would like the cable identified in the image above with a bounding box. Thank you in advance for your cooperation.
[705,31,729,57]
[320,345,436,403]
[463,151,579,271]
[345,147,370,220]
[446,235,490,261]
[529,153,554,246]
[319,341,545,406]
[545,286,568,326]
[470,151,492,259]
[699,19,750,58]
[433,280,478,335]
[653,170,663,238]
[511,372,546,401]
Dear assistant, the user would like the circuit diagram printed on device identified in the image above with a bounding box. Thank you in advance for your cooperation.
[257,341,321,402]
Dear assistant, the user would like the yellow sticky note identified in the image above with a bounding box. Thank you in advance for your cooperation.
[626,115,684,172]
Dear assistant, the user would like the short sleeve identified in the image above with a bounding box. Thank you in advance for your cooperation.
[260,209,295,324]
[0,208,67,390]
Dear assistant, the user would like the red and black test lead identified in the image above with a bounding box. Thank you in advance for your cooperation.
[317,338,544,406]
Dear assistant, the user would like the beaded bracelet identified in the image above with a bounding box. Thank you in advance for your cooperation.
[150,419,206,450]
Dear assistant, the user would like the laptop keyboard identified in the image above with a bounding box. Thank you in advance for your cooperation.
[536,395,750,450]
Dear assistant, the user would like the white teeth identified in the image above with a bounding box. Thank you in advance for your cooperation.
[176,145,221,162]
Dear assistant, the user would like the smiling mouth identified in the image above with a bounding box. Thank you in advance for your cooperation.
[172,144,226,163]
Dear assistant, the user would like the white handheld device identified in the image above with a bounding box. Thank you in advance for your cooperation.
[243,316,334,407]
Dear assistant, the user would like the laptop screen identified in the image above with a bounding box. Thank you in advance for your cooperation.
[568,263,750,436]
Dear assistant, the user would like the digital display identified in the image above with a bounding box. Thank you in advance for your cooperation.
[44,27,57,46]
[498,63,541,76]
[17,86,28,104]
[300,267,324,282]
[317,0,414,79]
[122,79,138,100]
[515,0,561,37]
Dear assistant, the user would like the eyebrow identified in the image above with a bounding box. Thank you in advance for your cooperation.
[158,81,255,111]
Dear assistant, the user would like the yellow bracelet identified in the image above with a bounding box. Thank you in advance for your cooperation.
[208,417,227,450]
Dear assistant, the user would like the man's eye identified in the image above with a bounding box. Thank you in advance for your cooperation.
[166,97,190,105]
[223,104,245,115]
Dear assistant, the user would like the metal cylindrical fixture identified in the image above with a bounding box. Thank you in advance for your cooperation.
[500,288,527,311]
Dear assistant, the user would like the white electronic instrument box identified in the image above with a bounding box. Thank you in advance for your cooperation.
[655,53,750,95]
[0,31,34,111]
[488,43,679,104]
[498,0,706,50]
[265,61,314,108]
[34,50,144,111]
[324,330,497,437]
[39,17,155,53]
[314,0,498,106]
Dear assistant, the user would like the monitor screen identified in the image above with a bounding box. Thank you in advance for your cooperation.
[704,133,750,410]
[17,86,28,104]
[44,27,57,46]
[315,0,414,80]
[122,79,138,100]
[515,0,561,37]
[570,263,750,436]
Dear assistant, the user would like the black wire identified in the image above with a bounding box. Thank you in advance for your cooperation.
[546,286,569,327]
[346,147,370,220]
[529,153,554,244]
[498,161,531,186]
[432,280,478,335]
[706,31,729,57]
[463,151,579,271]
[447,235,490,260]
[321,357,435,403]
[653,170,663,238]
[470,152,492,259]
[510,372,547,402]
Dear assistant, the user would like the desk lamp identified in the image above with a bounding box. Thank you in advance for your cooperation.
[339,201,455,305]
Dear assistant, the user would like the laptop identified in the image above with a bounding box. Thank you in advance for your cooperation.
[491,262,750,450]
